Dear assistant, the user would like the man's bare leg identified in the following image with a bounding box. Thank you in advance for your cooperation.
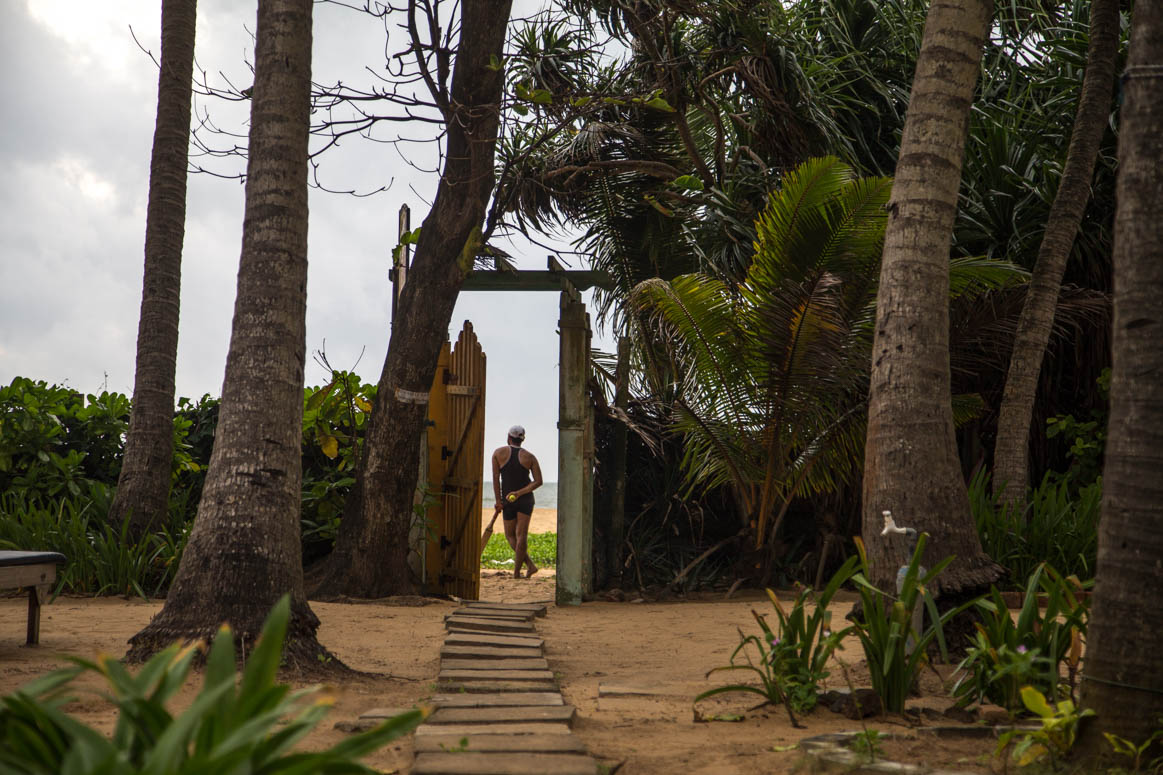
[514,511,537,579]
[502,517,536,577]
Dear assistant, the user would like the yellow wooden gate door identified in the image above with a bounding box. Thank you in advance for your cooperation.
[424,321,486,599]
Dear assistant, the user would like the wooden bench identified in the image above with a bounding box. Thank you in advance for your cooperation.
[0,551,66,645]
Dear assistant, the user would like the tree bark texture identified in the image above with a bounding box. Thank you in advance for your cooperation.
[992,0,1120,507]
[109,0,198,537]
[127,0,325,665]
[861,0,1001,595]
[314,0,514,598]
[1076,3,1163,761]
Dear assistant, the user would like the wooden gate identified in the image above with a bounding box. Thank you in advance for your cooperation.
[423,321,486,598]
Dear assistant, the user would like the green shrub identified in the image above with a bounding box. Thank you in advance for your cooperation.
[300,372,376,558]
[969,467,1100,585]
[849,534,975,714]
[0,377,129,499]
[0,490,187,598]
[694,555,859,715]
[996,686,1094,769]
[0,597,426,775]
[952,563,1088,711]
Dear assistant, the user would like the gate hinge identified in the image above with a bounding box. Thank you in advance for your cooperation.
[441,445,452,460]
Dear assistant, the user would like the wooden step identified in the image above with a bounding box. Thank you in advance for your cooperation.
[415,734,588,754]
[446,616,535,634]
[439,669,554,682]
[426,705,576,725]
[440,645,544,660]
[437,680,558,694]
[441,658,549,671]
[444,632,543,649]
[450,608,535,621]
[414,722,572,736]
[465,601,549,617]
[412,752,597,775]
[431,692,563,708]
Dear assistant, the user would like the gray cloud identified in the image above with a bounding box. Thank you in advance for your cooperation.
[0,0,612,473]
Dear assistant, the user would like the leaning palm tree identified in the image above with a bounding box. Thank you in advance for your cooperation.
[110,0,198,537]
[632,157,890,574]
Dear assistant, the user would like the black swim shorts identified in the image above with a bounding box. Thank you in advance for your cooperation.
[502,492,535,520]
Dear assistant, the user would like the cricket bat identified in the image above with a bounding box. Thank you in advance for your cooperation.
[481,507,502,555]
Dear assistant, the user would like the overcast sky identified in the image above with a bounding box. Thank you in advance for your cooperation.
[0,0,612,477]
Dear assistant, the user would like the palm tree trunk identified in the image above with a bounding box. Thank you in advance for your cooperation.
[109,0,197,537]
[861,0,1000,595]
[127,0,328,666]
[1075,4,1163,762]
[992,0,1120,507]
[313,0,514,598]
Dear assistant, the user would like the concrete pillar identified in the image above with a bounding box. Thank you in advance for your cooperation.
[556,291,589,606]
[581,311,594,597]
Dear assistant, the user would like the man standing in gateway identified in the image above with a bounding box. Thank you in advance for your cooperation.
[492,424,543,579]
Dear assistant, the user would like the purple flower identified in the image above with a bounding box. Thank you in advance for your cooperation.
[1017,645,1028,654]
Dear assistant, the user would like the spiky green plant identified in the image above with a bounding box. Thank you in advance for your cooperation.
[0,596,426,775]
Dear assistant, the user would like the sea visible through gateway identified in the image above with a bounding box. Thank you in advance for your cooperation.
[480,481,557,509]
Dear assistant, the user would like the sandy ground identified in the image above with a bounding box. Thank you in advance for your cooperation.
[480,506,557,535]
[0,514,1001,774]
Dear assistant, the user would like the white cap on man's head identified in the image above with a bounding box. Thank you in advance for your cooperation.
[508,424,526,440]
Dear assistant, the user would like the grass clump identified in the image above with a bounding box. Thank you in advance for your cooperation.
[481,532,556,569]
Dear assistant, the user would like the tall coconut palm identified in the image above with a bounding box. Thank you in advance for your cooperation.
[110,0,197,537]
[127,0,324,664]
[1076,2,1163,761]
[860,0,1001,595]
[992,0,1120,506]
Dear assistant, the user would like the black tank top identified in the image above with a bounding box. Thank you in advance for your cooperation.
[500,446,531,495]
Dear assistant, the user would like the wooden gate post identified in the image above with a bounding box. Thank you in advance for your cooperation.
[557,290,591,605]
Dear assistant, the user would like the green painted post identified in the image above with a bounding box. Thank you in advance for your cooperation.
[556,291,588,606]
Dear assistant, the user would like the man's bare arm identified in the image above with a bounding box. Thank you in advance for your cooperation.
[527,454,543,493]
[491,451,502,509]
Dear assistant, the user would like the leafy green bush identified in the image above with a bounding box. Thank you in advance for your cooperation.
[0,377,129,499]
[0,490,187,598]
[481,532,557,569]
[0,597,426,774]
[952,563,1088,711]
[849,534,975,714]
[970,467,1100,585]
[169,394,219,523]
[996,686,1094,769]
[694,555,858,715]
[300,372,376,560]
[1044,367,1109,493]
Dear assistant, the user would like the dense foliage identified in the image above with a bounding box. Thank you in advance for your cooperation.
[494,0,1119,590]
[0,374,375,596]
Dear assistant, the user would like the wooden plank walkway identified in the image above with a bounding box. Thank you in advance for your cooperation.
[351,600,599,775]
